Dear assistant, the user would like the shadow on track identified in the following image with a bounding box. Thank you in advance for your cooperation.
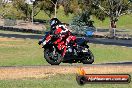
[101,61,132,65]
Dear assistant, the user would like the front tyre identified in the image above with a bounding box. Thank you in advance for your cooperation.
[44,48,63,65]
[82,49,94,64]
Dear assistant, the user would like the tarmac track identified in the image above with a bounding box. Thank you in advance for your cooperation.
[0,33,132,47]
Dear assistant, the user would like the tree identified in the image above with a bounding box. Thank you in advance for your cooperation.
[0,0,11,18]
[12,0,62,20]
[12,0,41,21]
[38,0,78,18]
[67,0,131,37]
[92,0,132,37]
[37,0,61,18]
[61,0,79,15]
[62,0,96,27]
[71,11,93,27]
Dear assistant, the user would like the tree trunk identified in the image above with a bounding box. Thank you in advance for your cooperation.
[109,20,116,38]
[54,2,57,18]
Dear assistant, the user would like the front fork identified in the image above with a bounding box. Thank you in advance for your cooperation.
[53,46,56,55]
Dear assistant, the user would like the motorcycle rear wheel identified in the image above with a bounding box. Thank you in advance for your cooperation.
[44,48,63,65]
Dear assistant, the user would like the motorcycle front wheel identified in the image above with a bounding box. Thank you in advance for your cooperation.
[81,49,94,64]
[44,48,63,65]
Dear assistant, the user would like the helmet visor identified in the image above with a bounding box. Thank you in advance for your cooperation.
[50,20,55,26]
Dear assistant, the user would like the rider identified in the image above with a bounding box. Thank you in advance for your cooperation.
[49,18,77,57]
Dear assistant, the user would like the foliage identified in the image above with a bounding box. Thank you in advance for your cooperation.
[0,0,10,18]
[74,0,132,37]
[61,0,79,15]
[71,11,92,27]
[38,0,56,18]
[38,0,78,18]
[0,2,24,19]
[93,14,132,29]
[92,0,132,22]
[1,0,131,27]
[12,0,41,21]
[66,0,132,23]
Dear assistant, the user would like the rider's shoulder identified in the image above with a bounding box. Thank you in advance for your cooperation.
[58,24,64,26]
[58,23,69,28]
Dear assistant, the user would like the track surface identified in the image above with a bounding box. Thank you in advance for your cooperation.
[0,64,131,80]
[0,33,132,47]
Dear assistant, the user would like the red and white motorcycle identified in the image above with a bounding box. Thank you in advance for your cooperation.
[38,32,94,65]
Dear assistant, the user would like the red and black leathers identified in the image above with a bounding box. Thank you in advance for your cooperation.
[52,24,77,57]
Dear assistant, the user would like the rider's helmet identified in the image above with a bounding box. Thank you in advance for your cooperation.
[50,18,61,29]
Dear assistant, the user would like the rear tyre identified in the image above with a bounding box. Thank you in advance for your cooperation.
[44,48,63,65]
[82,49,94,64]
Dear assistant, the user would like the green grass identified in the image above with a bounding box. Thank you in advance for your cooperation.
[0,74,132,88]
[0,33,132,66]
[0,38,48,66]
[93,14,132,29]
[34,10,50,20]
[89,44,132,63]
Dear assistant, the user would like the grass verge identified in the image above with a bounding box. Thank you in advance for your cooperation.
[0,74,131,88]
[0,38,48,66]
[91,15,132,29]
[89,43,132,63]
[0,36,132,66]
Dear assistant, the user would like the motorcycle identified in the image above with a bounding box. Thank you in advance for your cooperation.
[38,32,94,65]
